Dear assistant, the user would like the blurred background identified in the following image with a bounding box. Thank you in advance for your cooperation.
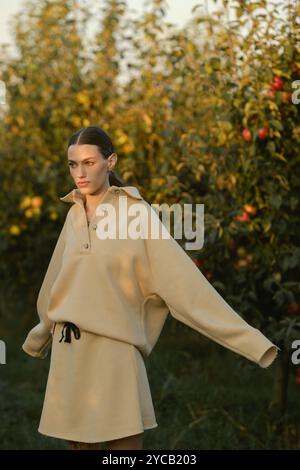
[0,0,299,450]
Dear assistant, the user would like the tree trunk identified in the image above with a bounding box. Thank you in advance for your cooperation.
[268,348,290,434]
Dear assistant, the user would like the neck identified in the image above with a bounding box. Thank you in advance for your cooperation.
[84,181,111,210]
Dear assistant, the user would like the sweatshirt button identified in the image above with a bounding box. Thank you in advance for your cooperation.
[83,243,89,249]
[92,223,97,230]
[115,188,120,194]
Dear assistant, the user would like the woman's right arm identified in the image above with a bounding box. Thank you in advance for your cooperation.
[22,213,69,359]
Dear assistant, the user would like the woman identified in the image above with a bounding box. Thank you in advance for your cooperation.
[22,126,279,450]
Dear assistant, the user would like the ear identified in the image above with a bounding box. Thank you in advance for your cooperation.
[108,153,118,169]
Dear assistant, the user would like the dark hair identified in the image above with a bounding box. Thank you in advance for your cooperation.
[67,126,125,187]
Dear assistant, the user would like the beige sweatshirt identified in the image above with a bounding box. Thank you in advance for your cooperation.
[22,185,279,367]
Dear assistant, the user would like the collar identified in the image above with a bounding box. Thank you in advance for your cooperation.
[59,185,143,204]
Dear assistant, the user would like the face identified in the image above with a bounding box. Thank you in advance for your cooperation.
[67,144,117,195]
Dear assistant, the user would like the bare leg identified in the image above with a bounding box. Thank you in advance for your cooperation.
[67,440,102,450]
[105,432,143,450]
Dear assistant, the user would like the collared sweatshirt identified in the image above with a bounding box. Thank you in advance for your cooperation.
[22,185,280,367]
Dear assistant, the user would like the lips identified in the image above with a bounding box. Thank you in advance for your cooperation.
[78,181,90,186]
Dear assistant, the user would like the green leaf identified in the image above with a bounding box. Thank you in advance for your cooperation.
[270,119,283,131]
[267,141,276,154]
[270,193,282,209]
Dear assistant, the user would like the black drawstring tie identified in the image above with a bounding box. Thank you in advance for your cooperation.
[59,322,81,343]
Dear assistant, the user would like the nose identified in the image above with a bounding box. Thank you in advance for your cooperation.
[72,163,87,178]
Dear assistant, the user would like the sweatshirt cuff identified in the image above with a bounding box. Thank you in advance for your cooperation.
[257,344,280,368]
[22,322,53,359]
[22,337,52,359]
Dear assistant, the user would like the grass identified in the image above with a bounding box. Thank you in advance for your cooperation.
[1,314,300,450]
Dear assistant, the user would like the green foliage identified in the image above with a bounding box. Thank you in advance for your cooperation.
[0,0,299,425]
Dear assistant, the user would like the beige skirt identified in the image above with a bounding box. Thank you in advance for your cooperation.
[38,321,158,443]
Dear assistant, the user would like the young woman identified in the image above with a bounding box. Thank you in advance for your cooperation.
[22,126,279,450]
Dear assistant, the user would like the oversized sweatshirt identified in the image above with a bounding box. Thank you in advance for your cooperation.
[22,185,280,367]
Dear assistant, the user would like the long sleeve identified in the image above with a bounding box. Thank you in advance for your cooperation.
[22,214,68,359]
[141,202,280,368]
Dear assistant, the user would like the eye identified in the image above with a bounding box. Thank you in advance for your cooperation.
[86,161,94,165]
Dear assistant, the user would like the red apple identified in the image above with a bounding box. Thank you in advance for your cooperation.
[192,258,205,268]
[271,76,284,91]
[258,127,269,139]
[266,88,275,98]
[242,128,252,141]
[237,259,249,268]
[282,91,292,104]
[287,303,300,315]
[204,271,213,280]
[235,211,250,222]
[244,204,257,215]
[291,63,300,77]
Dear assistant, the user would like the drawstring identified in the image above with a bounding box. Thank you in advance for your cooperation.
[59,322,81,343]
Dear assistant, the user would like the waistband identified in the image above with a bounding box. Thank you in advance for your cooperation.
[52,322,81,344]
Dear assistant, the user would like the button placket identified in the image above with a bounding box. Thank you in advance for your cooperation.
[88,208,107,244]
[87,190,118,238]
[81,225,91,252]
[82,209,91,252]
[73,187,119,252]
[72,203,91,254]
